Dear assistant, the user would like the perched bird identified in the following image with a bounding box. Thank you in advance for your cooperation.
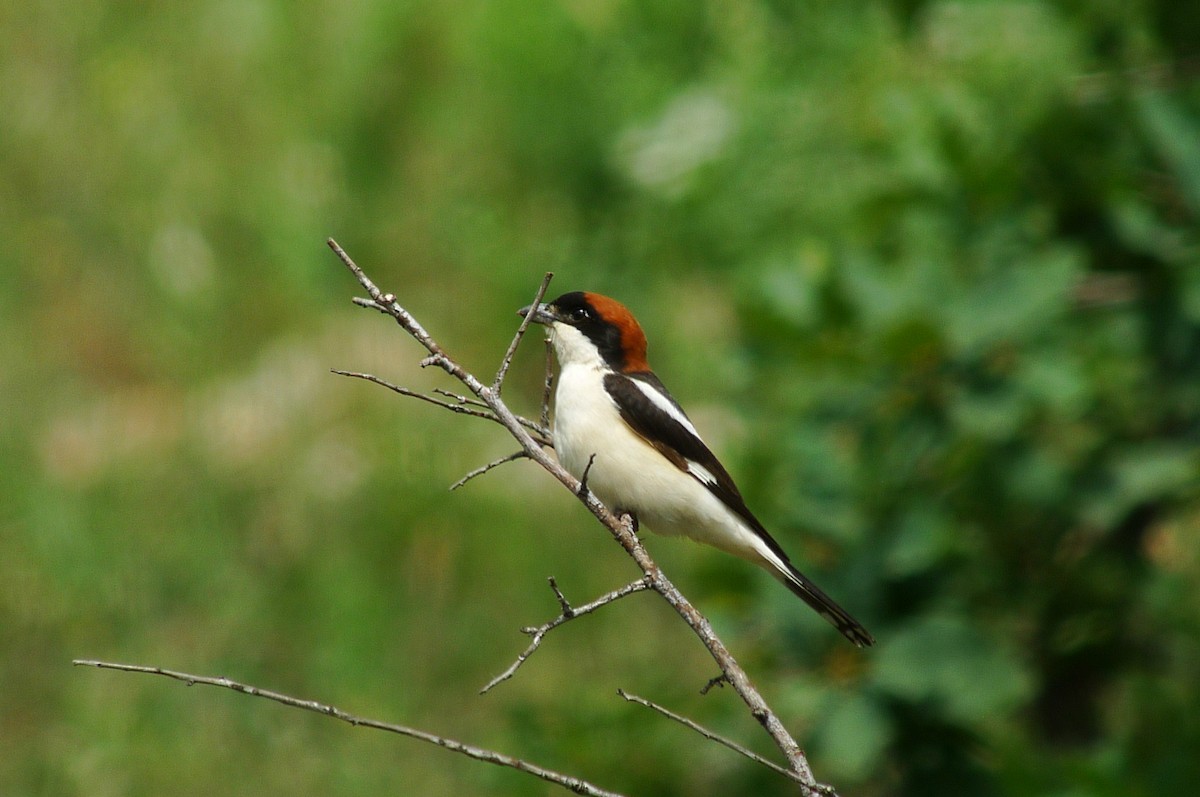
[519,291,874,647]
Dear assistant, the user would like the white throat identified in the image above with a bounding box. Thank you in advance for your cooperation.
[548,323,607,369]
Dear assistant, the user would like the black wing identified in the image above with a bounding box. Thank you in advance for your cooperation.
[602,372,785,558]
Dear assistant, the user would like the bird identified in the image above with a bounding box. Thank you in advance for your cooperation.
[519,291,874,647]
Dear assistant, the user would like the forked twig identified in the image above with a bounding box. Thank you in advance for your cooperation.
[481,577,652,694]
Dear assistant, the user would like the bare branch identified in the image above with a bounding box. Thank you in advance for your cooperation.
[481,577,652,694]
[329,241,476,389]
[495,272,554,393]
[73,659,624,797]
[450,450,530,491]
[325,239,832,794]
[616,689,815,787]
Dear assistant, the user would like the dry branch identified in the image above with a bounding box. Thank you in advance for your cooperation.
[323,238,829,793]
[72,660,623,797]
[74,240,837,797]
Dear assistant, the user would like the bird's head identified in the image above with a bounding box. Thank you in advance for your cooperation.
[519,291,649,372]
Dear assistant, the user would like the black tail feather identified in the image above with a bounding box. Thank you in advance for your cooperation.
[778,564,874,648]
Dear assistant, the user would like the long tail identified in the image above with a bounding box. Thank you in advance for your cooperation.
[684,501,874,646]
[778,562,874,647]
[749,544,873,647]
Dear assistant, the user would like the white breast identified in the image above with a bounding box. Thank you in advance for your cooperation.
[551,358,764,563]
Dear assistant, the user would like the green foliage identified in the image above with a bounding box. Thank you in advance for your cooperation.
[2,1,1197,796]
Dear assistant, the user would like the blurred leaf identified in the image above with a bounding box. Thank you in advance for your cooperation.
[1135,90,1200,215]
[949,387,1026,441]
[1083,444,1197,528]
[871,615,1033,725]
[885,504,956,577]
[816,692,893,780]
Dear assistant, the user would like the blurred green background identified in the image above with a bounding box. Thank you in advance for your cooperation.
[4,1,1199,795]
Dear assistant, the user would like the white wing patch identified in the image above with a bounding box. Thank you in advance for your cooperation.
[628,377,702,439]
[686,461,719,488]
[622,375,723,492]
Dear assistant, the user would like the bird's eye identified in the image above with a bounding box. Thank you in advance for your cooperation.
[568,307,590,323]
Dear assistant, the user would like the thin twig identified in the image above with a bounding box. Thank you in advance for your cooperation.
[332,371,552,445]
[616,690,803,784]
[546,576,573,616]
[540,337,554,431]
[432,388,552,439]
[73,660,624,797]
[576,453,597,498]
[433,387,490,408]
[333,371,499,422]
[495,272,554,393]
[480,577,652,694]
[450,451,530,491]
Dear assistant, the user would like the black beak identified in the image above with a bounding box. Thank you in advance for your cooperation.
[517,302,556,325]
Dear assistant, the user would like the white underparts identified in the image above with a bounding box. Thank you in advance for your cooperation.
[549,328,782,573]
